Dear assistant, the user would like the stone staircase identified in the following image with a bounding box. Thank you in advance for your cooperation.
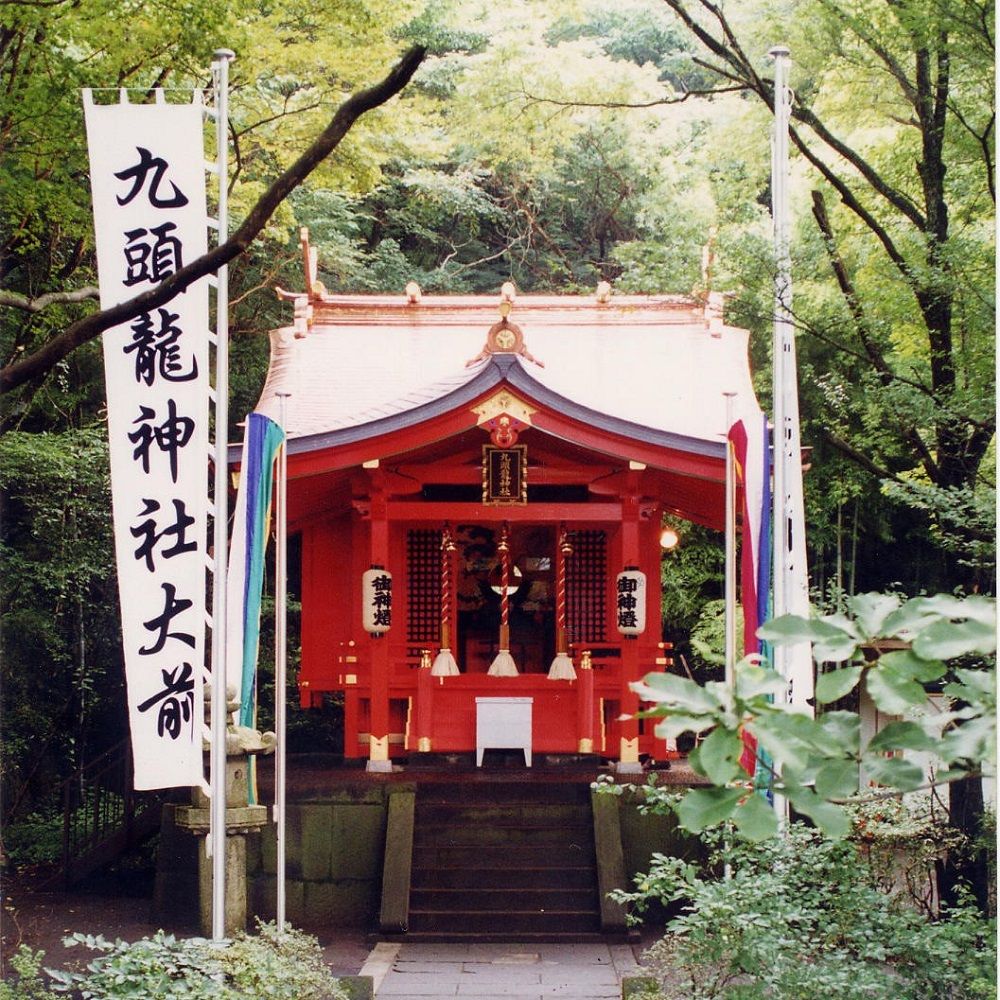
[382,777,630,942]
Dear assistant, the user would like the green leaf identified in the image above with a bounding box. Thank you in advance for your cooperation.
[938,717,997,766]
[815,666,862,704]
[757,613,820,644]
[862,755,926,791]
[750,713,814,772]
[676,787,744,833]
[732,793,779,841]
[865,665,927,714]
[652,712,717,741]
[632,672,721,713]
[847,592,902,636]
[817,711,861,754]
[814,759,859,799]
[881,599,942,639]
[878,649,946,683]
[867,720,937,753]
[950,667,997,700]
[913,618,997,659]
[786,787,851,838]
[910,594,997,626]
[695,726,745,785]
[735,662,786,700]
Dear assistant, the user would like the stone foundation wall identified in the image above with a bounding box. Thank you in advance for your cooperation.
[154,779,696,933]
[247,785,391,927]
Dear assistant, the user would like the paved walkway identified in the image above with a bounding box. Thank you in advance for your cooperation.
[360,941,642,999]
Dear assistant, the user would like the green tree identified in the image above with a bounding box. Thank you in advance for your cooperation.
[655,0,995,585]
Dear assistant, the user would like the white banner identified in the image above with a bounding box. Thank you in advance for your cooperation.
[84,92,209,789]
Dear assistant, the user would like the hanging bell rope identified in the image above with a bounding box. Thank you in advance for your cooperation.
[548,525,576,680]
[432,525,460,677]
[488,522,518,676]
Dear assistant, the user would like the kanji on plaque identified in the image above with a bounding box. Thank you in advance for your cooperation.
[84,90,209,790]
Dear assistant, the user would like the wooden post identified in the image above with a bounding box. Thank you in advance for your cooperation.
[416,649,433,752]
[577,650,595,753]
[368,490,391,771]
[618,494,642,772]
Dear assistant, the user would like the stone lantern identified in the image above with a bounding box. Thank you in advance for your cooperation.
[174,684,275,936]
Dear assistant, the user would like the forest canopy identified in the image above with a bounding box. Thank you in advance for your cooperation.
[0,0,994,819]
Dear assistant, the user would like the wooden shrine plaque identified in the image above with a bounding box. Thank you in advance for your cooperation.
[482,444,527,505]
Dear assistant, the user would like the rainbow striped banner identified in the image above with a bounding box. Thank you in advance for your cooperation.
[226,412,285,727]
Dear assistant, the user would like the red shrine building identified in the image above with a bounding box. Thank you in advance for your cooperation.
[246,232,765,772]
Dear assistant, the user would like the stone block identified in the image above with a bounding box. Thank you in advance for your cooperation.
[336,976,374,1000]
[331,804,385,878]
[284,803,305,878]
[621,975,660,998]
[300,803,334,881]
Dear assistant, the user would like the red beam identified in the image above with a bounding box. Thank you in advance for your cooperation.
[386,500,622,522]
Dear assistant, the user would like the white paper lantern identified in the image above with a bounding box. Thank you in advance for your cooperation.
[362,567,392,635]
[615,568,646,636]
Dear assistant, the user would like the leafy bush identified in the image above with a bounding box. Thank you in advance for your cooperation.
[2,810,64,867]
[0,948,60,1000]
[629,826,996,1000]
[38,923,348,1000]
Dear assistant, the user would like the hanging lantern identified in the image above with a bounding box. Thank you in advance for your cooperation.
[615,568,646,637]
[362,566,392,636]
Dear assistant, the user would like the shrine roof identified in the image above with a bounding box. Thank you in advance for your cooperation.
[249,289,764,465]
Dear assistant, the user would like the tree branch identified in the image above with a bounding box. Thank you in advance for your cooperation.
[0,286,99,313]
[810,189,941,480]
[0,44,427,395]
[823,428,900,481]
[519,84,746,110]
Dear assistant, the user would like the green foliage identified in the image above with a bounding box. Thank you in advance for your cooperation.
[42,924,349,1000]
[632,592,996,838]
[0,428,121,821]
[2,809,64,868]
[0,948,60,1000]
[630,826,996,1000]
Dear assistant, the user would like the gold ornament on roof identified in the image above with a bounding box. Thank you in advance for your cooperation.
[465,283,543,367]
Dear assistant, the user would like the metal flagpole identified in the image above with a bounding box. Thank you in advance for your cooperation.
[770,45,790,668]
[769,45,813,716]
[209,47,235,943]
[724,392,737,690]
[275,391,290,931]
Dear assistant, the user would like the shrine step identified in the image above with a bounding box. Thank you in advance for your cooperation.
[405,780,604,940]
[411,865,595,890]
[414,821,593,847]
[410,887,598,911]
[413,843,594,869]
[407,909,603,935]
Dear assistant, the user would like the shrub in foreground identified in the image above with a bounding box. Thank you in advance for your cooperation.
[620,825,995,1000]
[3,923,348,1000]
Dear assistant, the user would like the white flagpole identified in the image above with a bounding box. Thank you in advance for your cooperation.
[209,47,235,943]
[275,391,290,931]
[724,392,737,689]
[769,46,813,718]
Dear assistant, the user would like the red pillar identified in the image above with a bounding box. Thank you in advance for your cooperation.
[415,649,434,752]
[367,489,391,772]
[618,493,642,772]
[577,650,595,753]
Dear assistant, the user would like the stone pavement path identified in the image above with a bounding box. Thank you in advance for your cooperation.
[361,941,641,999]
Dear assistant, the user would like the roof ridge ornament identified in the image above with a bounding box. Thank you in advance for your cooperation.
[465,282,544,368]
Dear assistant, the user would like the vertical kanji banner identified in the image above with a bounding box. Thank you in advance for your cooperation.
[84,93,209,789]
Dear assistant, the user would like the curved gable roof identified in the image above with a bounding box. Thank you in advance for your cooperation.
[249,292,763,466]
